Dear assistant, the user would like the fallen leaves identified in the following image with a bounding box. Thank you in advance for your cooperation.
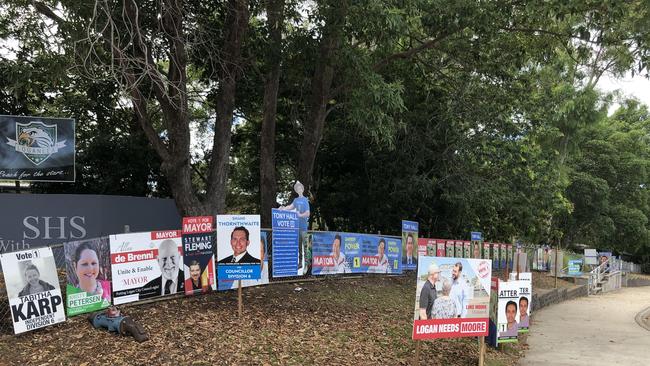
[0,273,533,365]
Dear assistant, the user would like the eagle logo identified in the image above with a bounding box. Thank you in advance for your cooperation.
[6,121,66,165]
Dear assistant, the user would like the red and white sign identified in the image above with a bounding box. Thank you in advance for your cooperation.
[182,216,214,234]
[413,318,488,339]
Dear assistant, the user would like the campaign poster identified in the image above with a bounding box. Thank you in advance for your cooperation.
[454,241,463,258]
[218,231,270,290]
[500,243,507,269]
[182,216,215,295]
[401,220,418,270]
[470,240,481,259]
[271,208,301,278]
[311,231,351,275]
[598,251,612,271]
[412,256,492,340]
[360,235,402,274]
[383,236,403,274]
[496,280,522,343]
[0,115,75,182]
[568,259,582,276]
[507,244,513,269]
[1,247,65,334]
[463,241,471,259]
[64,237,112,316]
[417,238,434,257]
[488,277,499,347]
[110,230,184,304]
[216,215,261,280]
[492,243,500,270]
[507,272,532,333]
[436,240,446,257]
[445,240,454,257]
[483,242,491,260]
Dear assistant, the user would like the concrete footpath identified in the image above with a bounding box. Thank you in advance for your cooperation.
[519,287,650,365]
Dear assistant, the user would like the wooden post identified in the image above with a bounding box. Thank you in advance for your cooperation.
[478,336,485,366]
[554,241,559,289]
[238,280,243,318]
[505,243,510,281]
[413,340,420,366]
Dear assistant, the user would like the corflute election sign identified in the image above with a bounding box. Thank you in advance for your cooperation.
[1,247,66,334]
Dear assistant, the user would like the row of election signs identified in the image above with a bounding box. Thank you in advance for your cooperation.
[0,212,411,335]
[417,237,517,270]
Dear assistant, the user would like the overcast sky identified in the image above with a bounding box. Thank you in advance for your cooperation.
[597,72,650,112]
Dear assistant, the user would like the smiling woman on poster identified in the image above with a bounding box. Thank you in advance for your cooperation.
[73,242,111,301]
[19,264,55,296]
[376,239,390,273]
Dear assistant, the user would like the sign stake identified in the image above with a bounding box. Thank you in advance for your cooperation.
[238,279,243,318]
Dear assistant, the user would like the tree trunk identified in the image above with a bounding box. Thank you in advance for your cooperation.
[296,1,347,197]
[260,0,285,227]
[205,0,250,215]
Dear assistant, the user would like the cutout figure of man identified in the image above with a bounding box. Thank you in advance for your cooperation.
[219,226,260,264]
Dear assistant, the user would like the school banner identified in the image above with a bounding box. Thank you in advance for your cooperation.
[218,231,270,291]
[0,115,75,182]
[64,237,112,316]
[109,230,184,305]
[216,215,261,280]
[1,247,65,334]
[271,208,301,278]
[412,256,492,340]
[495,279,525,343]
[401,220,418,270]
[182,216,215,295]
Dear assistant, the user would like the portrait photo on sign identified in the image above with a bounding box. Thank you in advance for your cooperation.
[64,237,112,316]
[3,251,59,299]
[402,231,418,267]
[216,215,261,264]
[64,237,112,300]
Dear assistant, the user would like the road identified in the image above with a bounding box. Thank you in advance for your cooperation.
[519,287,650,365]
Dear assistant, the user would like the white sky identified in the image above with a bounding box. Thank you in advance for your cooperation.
[597,73,650,113]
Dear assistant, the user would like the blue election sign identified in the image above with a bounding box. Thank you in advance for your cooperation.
[402,220,419,232]
[471,232,482,241]
[271,208,301,278]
